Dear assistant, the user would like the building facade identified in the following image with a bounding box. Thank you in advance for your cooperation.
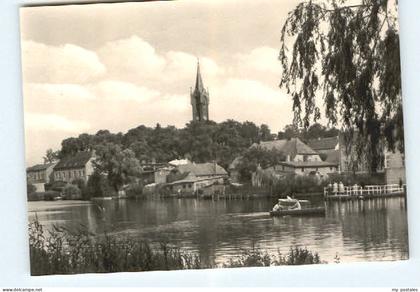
[248,138,339,187]
[165,162,228,195]
[53,151,94,183]
[27,162,57,184]
[166,173,225,195]
[190,60,209,121]
[307,135,385,174]
[384,150,406,185]
[26,162,57,192]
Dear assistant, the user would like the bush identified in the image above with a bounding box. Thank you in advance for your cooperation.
[62,184,82,200]
[273,174,323,195]
[27,191,60,201]
[48,181,67,192]
[28,219,325,275]
[27,183,36,195]
[71,178,88,200]
[85,172,115,198]
[27,192,42,201]
[328,172,385,187]
[225,246,322,268]
[125,182,144,198]
[43,191,61,201]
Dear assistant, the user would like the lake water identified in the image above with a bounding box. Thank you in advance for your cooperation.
[27,197,409,265]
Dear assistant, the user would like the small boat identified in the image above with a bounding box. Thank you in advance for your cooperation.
[269,207,326,217]
[278,198,310,204]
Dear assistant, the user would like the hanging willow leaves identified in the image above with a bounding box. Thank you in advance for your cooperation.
[279,0,403,171]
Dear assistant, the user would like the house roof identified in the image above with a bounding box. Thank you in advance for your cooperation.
[27,162,56,172]
[279,160,338,168]
[168,159,191,166]
[167,172,198,185]
[54,152,93,171]
[253,138,318,158]
[168,174,226,186]
[177,162,228,176]
[324,149,340,164]
[307,136,339,151]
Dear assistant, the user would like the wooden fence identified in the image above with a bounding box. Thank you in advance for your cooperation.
[324,183,405,198]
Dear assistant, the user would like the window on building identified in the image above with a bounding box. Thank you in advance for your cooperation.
[303,155,308,162]
[301,168,304,172]
[183,184,186,189]
[385,154,390,168]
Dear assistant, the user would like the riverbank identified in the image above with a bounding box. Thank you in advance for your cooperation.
[29,219,324,275]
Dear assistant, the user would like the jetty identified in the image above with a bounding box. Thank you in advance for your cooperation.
[324,184,405,201]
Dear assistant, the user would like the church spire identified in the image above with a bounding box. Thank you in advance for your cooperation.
[190,58,209,122]
[194,58,205,93]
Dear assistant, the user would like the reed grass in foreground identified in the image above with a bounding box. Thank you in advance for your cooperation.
[29,219,324,275]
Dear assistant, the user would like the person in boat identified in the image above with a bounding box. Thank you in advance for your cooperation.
[289,197,302,210]
[272,199,285,211]
[273,196,302,211]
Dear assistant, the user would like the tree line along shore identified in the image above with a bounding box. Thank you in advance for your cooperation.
[27,120,394,202]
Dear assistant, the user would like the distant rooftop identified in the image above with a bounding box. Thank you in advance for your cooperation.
[27,162,57,172]
[279,160,338,168]
[307,136,339,151]
[253,138,318,159]
[177,162,228,177]
[54,151,93,171]
[169,159,191,166]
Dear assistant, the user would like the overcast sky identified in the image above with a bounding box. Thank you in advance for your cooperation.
[20,0,304,165]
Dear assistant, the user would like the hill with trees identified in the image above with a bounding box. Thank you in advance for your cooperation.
[57,120,275,170]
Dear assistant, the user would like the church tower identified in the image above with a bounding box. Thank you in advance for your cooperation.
[190,60,209,121]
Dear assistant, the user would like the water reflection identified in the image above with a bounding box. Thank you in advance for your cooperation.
[28,197,409,264]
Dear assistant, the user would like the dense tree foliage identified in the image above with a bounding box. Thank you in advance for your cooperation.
[236,147,286,181]
[57,120,275,170]
[278,122,339,141]
[93,143,142,192]
[85,171,115,198]
[279,0,402,171]
[27,182,36,195]
[62,184,82,200]
[60,131,123,158]
[43,149,60,164]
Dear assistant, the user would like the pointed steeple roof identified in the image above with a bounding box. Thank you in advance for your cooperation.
[194,59,205,92]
